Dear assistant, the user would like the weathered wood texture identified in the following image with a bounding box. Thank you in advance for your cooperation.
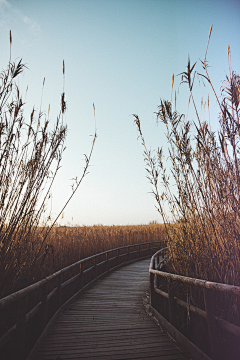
[149,250,240,360]
[34,259,192,360]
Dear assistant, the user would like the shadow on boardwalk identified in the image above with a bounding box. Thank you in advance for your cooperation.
[34,259,193,360]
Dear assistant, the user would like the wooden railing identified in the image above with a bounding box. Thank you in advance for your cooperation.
[0,241,166,360]
[149,248,240,360]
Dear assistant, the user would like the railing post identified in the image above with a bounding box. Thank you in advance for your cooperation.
[106,252,109,272]
[81,262,84,288]
[15,295,28,360]
[94,256,97,278]
[186,285,191,337]
[128,246,130,261]
[117,248,120,265]
[41,281,48,330]
[204,288,222,360]
[78,263,81,289]
[57,272,62,309]
[168,278,176,327]
[138,244,141,258]
[150,257,155,308]
[149,242,151,255]
[150,272,155,308]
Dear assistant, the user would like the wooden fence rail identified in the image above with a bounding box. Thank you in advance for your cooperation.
[0,241,166,360]
[149,248,240,360]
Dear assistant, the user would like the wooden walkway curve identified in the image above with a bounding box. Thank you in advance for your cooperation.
[34,259,192,360]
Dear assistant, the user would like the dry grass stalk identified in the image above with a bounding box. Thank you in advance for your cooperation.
[0,32,96,298]
[134,26,240,288]
[134,26,240,343]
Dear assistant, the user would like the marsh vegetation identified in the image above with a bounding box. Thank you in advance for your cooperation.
[135,25,240,289]
[0,32,97,298]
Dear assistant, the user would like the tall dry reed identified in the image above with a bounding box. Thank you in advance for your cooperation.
[134,25,240,288]
[0,32,96,298]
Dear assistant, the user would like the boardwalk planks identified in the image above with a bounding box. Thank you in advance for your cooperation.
[34,259,192,360]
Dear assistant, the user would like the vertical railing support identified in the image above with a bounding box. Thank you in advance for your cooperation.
[168,278,176,327]
[150,258,155,308]
[149,242,151,255]
[150,272,155,308]
[15,295,28,360]
[57,272,62,309]
[117,248,120,265]
[94,256,97,278]
[204,288,222,360]
[106,252,109,272]
[81,262,84,288]
[41,281,48,330]
[78,263,81,289]
[138,244,141,258]
[186,285,191,337]
[128,246,130,261]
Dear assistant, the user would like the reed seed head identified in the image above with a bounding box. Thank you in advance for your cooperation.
[227,45,230,58]
[172,73,174,88]
[208,24,213,39]
[9,30,12,45]
[63,59,65,76]
[93,102,95,116]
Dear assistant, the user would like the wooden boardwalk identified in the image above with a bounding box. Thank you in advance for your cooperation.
[34,259,192,360]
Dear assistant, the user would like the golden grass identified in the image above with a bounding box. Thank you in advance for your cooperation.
[133,32,240,352]
[0,223,166,298]
[42,223,166,272]
[134,31,240,290]
[0,32,97,299]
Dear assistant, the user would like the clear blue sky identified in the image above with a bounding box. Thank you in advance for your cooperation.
[0,0,240,226]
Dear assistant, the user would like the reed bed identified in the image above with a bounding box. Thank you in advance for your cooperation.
[0,31,99,299]
[0,223,165,299]
[45,223,166,269]
[134,26,240,288]
[134,26,240,355]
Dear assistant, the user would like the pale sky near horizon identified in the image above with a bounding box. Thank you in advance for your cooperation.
[0,0,240,226]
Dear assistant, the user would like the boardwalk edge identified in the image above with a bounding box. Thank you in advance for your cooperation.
[149,305,212,360]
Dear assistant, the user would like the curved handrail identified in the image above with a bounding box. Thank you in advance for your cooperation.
[0,240,167,360]
[150,269,240,296]
[0,242,165,310]
[149,249,240,360]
